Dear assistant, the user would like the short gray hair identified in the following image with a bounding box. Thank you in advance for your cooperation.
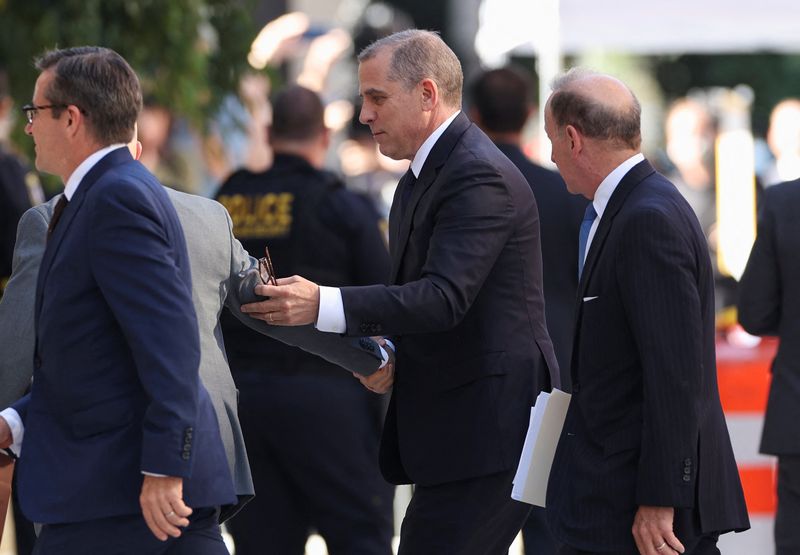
[358,29,463,108]
[549,68,641,150]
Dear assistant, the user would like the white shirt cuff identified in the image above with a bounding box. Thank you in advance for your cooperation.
[0,407,24,457]
[378,339,395,369]
[316,286,347,333]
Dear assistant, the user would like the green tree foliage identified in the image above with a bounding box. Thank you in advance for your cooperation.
[0,0,255,127]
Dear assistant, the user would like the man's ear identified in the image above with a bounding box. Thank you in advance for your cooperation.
[420,78,438,111]
[565,124,581,153]
[64,105,84,136]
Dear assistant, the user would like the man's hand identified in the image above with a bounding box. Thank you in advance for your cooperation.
[632,505,685,554]
[0,417,11,449]
[355,337,395,394]
[139,475,192,541]
[240,275,320,326]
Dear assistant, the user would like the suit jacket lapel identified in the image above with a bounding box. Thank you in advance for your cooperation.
[389,113,471,283]
[35,148,134,319]
[576,159,655,299]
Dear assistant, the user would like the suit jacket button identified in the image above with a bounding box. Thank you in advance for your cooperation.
[360,324,368,333]
[684,458,692,466]
[182,452,191,460]
[684,467,691,475]
[682,474,691,482]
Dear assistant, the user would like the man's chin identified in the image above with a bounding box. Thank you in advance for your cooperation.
[377,146,405,162]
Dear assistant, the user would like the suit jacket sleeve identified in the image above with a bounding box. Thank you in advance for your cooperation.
[341,158,515,335]
[0,206,49,409]
[738,193,780,335]
[88,181,201,477]
[617,208,704,508]
[220,207,383,375]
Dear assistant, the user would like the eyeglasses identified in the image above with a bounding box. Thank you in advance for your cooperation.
[21,103,69,124]
[257,246,278,286]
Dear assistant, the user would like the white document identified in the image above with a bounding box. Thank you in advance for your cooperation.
[511,388,571,507]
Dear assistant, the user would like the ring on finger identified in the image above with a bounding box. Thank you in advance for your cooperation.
[655,542,667,551]
[165,510,175,518]
[268,313,273,323]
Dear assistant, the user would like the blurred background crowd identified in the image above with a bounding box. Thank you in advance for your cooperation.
[2,0,800,554]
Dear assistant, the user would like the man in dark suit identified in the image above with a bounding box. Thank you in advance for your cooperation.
[241,30,559,555]
[0,46,236,554]
[470,66,588,555]
[542,69,749,554]
[738,179,800,555]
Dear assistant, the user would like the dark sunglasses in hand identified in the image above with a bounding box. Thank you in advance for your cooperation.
[258,247,277,286]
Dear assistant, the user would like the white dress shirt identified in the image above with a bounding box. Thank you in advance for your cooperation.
[581,152,645,267]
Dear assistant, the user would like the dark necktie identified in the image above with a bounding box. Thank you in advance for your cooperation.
[397,169,417,221]
[48,196,69,238]
[578,203,597,279]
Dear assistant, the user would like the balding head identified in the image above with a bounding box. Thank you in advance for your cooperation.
[547,68,641,151]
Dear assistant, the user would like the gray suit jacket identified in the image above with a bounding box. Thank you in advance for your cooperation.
[0,189,383,517]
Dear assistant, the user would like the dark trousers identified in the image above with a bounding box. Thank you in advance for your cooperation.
[32,507,225,555]
[776,455,800,555]
[12,467,36,555]
[398,468,531,555]
[227,372,394,555]
[522,506,560,554]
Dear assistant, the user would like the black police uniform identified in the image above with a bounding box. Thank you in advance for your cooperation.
[215,153,394,555]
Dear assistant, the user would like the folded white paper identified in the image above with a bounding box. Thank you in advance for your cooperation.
[511,388,571,507]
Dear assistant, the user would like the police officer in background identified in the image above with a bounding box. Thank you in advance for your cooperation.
[1,66,44,299]
[214,84,394,555]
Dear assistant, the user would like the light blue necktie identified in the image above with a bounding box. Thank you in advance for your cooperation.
[578,203,597,279]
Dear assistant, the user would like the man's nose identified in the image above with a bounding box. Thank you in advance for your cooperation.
[359,105,374,125]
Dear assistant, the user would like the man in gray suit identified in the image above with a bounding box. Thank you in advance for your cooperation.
[0,145,387,523]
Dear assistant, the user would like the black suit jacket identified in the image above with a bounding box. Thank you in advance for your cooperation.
[738,179,800,455]
[546,160,749,551]
[341,113,559,486]
[496,143,587,386]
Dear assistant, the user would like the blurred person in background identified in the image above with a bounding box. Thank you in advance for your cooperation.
[137,97,213,196]
[661,96,738,315]
[761,98,800,186]
[0,66,44,300]
[0,64,43,555]
[662,97,717,238]
[214,84,394,555]
[203,73,273,189]
[469,65,588,555]
[738,177,800,555]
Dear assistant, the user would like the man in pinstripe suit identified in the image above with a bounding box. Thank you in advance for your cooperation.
[543,68,749,555]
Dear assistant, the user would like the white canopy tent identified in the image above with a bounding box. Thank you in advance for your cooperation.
[476,0,800,65]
